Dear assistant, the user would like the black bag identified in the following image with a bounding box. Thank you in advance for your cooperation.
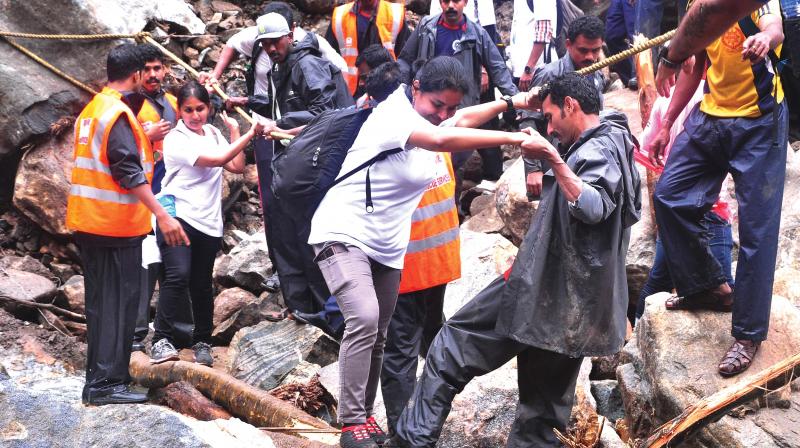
[271,106,402,220]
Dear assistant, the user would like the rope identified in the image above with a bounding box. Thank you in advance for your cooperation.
[0,31,150,41]
[576,29,676,76]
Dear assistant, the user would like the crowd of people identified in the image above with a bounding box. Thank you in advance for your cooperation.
[65,0,793,447]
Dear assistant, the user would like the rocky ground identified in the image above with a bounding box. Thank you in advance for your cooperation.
[2,0,800,447]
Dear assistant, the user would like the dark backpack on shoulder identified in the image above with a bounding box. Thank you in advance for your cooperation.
[271,106,402,221]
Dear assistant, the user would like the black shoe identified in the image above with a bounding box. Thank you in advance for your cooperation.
[262,272,281,292]
[340,424,379,448]
[131,341,146,353]
[83,385,148,406]
[192,341,214,367]
[383,436,411,448]
[293,310,340,341]
[366,416,388,445]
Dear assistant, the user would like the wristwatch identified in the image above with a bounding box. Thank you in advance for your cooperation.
[658,46,684,70]
[523,65,532,75]
[501,95,515,114]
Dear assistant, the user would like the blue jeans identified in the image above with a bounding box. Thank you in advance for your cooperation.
[606,0,636,83]
[653,103,788,341]
[635,211,734,321]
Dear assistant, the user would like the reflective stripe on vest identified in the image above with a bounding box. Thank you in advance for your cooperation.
[66,87,154,237]
[399,153,461,294]
[332,0,405,95]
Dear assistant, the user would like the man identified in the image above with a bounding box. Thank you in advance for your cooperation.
[398,0,518,179]
[386,73,641,447]
[67,43,188,406]
[650,2,786,377]
[200,2,346,294]
[355,44,394,102]
[526,15,606,198]
[656,0,775,96]
[132,43,180,353]
[510,0,559,91]
[326,0,410,95]
[259,13,355,316]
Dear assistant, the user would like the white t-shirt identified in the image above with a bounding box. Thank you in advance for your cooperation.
[308,86,451,269]
[226,26,348,97]
[161,120,229,237]
[508,0,558,77]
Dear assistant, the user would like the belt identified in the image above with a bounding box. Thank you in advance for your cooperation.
[316,243,348,262]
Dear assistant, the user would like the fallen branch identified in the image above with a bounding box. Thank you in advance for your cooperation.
[641,352,800,447]
[129,352,337,446]
[151,381,232,421]
[0,293,86,322]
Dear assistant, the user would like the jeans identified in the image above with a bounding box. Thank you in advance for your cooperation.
[154,219,221,346]
[635,211,734,321]
[606,0,636,84]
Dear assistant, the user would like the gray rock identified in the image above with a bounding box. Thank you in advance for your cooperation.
[625,167,656,308]
[598,419,628,448]
[494,157,537,245]
[229,320,339,391]
[591,380,625,422]
[48,263,76,284]
[211,291,283,344]
[0,268,56,315]
[462,199,505,234]
[213,231,272,294]
[59,275,85,315]
[0,256,51,278]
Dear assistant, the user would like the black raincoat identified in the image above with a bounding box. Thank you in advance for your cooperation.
[497,120,642,357]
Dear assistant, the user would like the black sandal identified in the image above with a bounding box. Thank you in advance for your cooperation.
[665,288,733,312]
[718,339,760,377]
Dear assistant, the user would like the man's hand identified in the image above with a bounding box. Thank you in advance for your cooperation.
[526,171,543,197]
[647,127,672,167]
[512,88,542,110]
[656,55,696,97]
[520,128,556,160]
[144,119,171,142]
[157,214,190,247]
[198,72,219,93]
[220,110,239,132]
[742,32,771,63]
[480,70,489,94]
[519,72,534,92]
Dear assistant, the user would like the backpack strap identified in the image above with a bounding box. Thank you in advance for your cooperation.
[331,147,404,213]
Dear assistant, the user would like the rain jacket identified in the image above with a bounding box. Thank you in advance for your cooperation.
[271,33,354,129]
[397,14,517,107]
[497,120,642,358]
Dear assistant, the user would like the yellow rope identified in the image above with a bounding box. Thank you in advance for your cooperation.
[576,29,676,76]
[0,31,150,41]
[1,36,98,94]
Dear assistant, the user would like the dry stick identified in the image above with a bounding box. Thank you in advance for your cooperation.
[259,428,341,434]
[641,352,800,447]
[0,293,86,322]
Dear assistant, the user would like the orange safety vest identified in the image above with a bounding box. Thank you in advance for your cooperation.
[331,0,405,95]
[136,92,177,159]
[399,152,461,294]
[66,87,154,237]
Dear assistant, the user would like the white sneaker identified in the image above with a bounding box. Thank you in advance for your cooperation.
[149,338,179,364]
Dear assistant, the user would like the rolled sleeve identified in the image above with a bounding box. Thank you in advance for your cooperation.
[107,118,147,190]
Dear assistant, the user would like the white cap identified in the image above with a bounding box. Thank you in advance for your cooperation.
[255,13,291,41]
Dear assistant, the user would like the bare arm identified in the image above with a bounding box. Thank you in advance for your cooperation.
[741,13,784,62]
[409,126,528,153]
[450,90,540,129]
[195,111,263,171]
[129,184,190,246]
[519,42,546,91]
[521,132,583,202]
[198,46,239,85]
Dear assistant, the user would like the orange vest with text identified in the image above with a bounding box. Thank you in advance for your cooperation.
[399,152,461,294]
[331,0,405,95]
[66,87,154,237]
[136,92,177,158]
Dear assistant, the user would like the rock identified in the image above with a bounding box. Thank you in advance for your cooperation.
[243,164,259,190]
[190,34,218,51]
[222,170,244,211]
[591,353,624,381]
[621,292,800,445]
[0,269,56,315]
[494,157,537,245]
[591,380,625,422]
[461,202,504,234]
[468,192,495,216]
[625,166,656,309]
[229,320,339,391]
[773,266,800,306]
[211,0,242,13]
[213,287,259,328]
[48,262,76,283]
[0,0,203,162]
[12,134,73,237]
[616,359,655,437]
[279,360,323,386]
[293,0,337,14]
[598,419,628,448]
[59,275,85,315]
[0,255,51,278]
[213,231,272,294]
[442,230,517,319]
[212,291,283,344]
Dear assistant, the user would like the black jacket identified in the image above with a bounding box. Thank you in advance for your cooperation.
[271,34,355,129]
[397,14,517,107]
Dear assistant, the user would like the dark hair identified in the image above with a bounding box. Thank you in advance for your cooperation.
[262,1,296,27]
[567,15,605,42]
[365,61,402,102]
[355,44,393,69]
[107,43,144,82]
[414,56,470,95]
[138,43,166,64]
[177,80,211,108]
[538,72,601,115]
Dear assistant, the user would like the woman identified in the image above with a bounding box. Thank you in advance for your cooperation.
[150,81,263,366]
[307,57,538,448]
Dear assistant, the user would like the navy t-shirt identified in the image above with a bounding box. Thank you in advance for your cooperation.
[435,17,466,57]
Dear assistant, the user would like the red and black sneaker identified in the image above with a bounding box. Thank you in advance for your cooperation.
[365,416,388,445]
[340,424,379,448]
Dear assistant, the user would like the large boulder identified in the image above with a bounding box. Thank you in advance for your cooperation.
[229,320,339,391]
[619,292,800,446]
[0,268,56,315]
[0,255,51,278]
[625,165,656,308]
[212,291,284,344]
[494,157,537,245]
[213,231,272,294]
[213,287,259,328]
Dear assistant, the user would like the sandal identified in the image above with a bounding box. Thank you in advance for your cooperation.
[263,308,291,322]
[665,285,733,312]
[718,339,760,377]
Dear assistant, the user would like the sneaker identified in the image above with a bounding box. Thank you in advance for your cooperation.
[340,424,379,448]
[192,341,214,367]
[365,416,388,445]
[131,341,146,353]
[150,338,179,364]
[261,272,281,292]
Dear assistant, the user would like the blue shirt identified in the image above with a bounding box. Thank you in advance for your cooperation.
[435,17,466,57]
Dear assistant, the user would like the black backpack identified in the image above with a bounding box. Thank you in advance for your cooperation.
[271,106,402,221]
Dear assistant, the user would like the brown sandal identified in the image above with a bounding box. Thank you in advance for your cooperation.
[718,339,760,377]
[665,287,733,312]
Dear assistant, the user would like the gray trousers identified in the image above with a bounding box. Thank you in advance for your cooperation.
[315,243,402,423]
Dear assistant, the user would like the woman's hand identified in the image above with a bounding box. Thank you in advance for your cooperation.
[220,111,239,132]
[251,118,266,136]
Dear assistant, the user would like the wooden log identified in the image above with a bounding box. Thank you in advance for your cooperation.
[151,381,232,421]
[129,352,337,446]
[0,292,86,322]
[641,352,800,447]
[62,320,87,338]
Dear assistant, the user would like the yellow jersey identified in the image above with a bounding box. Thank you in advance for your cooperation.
[700,0,784,118]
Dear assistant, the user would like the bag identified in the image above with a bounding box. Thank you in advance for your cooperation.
[271,106,402,220]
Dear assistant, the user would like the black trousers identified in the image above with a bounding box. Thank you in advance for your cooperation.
[395,276,584,447]
[133,261,166,344]
[381,284,446,434]
[154,219,221,346]
[80,242,143,399]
